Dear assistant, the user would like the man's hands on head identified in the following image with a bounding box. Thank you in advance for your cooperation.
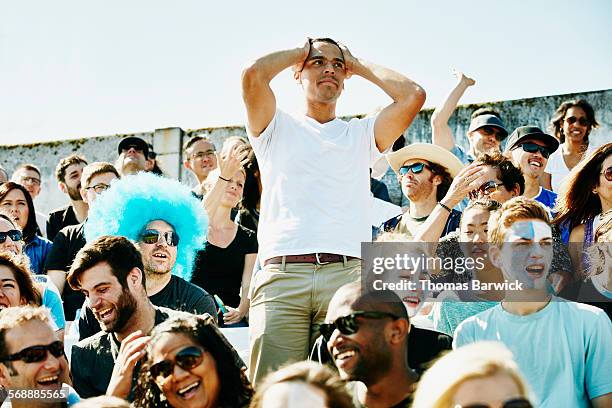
[292,38,312,76]
[338,42,359,79]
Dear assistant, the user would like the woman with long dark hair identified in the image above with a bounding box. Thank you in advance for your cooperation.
[554,143,612,275]
[0,182,52,274]
[544,99,600,192]
[132,314,252,408]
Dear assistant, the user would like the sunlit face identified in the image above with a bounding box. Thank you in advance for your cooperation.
[510,138,549,179]
[325,291,393,384]
[595,154,612,205]
[468,127,502,155]
[151,333,220,408]
[385,247,430,317]
[0,265,25,309]
[12,169,41,199]
[297,41,347,105]
[475,166,518,204]
[562,106,590,143]
[221,170,245,208]
[0,189,29,230]
[82,172,118,206]
[261,382,328,408]
[0,218,23,255]
[459,207,493,270]
[490,219,553,289]
[61,163,85,201]
[185,140,217,181]
[79,262,137,333]
[452,372,525,407]
[118,146,147,175]
[138,220,178,276]
[399,159,439,202]
[0,319,69,392]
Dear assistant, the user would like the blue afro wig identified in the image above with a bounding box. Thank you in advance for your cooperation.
[85,172,208,281]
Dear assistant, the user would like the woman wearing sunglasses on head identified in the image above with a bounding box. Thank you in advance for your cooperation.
[0,213,66,340]
[412,342,534,408]
[544,99,600,192]
[132,314,252,408]
[554,143,612,277]
[0,182,52,274]
[191,143,257,327]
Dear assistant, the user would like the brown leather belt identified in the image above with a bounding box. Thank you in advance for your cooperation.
[264,253,359,266]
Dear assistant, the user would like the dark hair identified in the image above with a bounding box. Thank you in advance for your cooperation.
[240,148,261,212]
[67,235,145,291]
[0,252,42,307]
[251,361,353,408]
[309,37,345,63]
[55,154,88,183]
[461,199,502,230]
[549,99,599,144]
[12,164,41,178]
[427,161,453,202]
[553,142,612,228]
[0,182,38,243]
[471,107,502,120]
[81,162,120,189]
[183,135,215,155]
[474,153,525,195]
[132,314,253,408]
[392,135,406,152]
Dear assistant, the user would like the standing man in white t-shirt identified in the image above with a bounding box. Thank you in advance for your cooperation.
[241,37,426,383]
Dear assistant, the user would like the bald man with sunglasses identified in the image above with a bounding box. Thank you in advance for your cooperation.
[0,306,80,407]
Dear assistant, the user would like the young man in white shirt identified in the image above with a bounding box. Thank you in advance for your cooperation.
[242,37,425,384]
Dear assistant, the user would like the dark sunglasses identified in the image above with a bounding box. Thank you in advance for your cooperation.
[4,341,64,363]
[479,126,504,140]
[0,230,22,243]
[602,166,612,182]
[121,144,144,153]
[459,398,533,408]
[517,142,551,159]
[150,346,204,384]
[469,180,505,200]
[564,116,590,126]
[319,311,399,341]
[140,229,179,247]
[399,162,430,176]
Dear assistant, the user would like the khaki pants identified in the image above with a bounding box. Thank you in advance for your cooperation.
[248,258,361,385]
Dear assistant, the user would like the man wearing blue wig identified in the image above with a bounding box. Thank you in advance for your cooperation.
[77,172,216,340]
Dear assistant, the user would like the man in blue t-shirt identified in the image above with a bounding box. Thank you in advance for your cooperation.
[454,197,612,408]
[505,126,559,210]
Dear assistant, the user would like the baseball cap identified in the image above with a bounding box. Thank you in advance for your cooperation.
[504,126,559,154]
[387,143,464,178]
[468,114,508,139]
[118,137,149,158]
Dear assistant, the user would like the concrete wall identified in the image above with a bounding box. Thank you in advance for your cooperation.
[1,89,609,216]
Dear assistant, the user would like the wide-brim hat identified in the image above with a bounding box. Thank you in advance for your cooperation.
[504,126,560,154]
[387,143,464,178]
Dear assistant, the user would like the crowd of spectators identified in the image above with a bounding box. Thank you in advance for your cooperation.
[0,37,609,407]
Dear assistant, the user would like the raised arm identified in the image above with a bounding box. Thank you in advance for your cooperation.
[340,45,426,151]
[431,70,476,151]
[241,40,310,136]
[203,144,249,217]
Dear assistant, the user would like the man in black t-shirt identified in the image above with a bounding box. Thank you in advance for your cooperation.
[68,236,191,399]
[45,162,120,320]
[77,218,216,340]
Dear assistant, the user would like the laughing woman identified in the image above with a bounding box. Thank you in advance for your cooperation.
[0,182,52,274]
[132,314,252,408]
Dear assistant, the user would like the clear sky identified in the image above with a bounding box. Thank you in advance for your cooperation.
[1,0,610,145]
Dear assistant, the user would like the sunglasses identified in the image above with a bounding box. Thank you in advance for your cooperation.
[319,311,399,341]
[458,398,533,408]
[140,229,179,247]
[478,126,504,140]
[399,162,430,176]
[602,166,612,182]
[121,144,145,153]
[0,230,22,244]
[564,116,590,126]
[469,180,505,200]
[150,346,204,385]
[4,341,64,363]
[516,142,551,159]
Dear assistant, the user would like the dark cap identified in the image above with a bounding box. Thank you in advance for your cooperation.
[504,126,560,154]
[468,114,508,139]
[118,137,149,158]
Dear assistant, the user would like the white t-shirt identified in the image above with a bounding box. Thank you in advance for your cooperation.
[248,109,381,261]
[454,299,612,408]
[547,144,596,192]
